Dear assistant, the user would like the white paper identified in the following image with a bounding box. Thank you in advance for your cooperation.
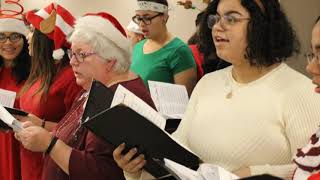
[164,158,203,180]
[164,159,239,180]
[111,85,166,130]
[148,81,189,119]
[0,88,16,108]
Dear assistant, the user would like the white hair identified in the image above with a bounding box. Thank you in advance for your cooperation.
[69,15,132,73]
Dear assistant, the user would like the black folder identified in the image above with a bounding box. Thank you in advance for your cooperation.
[0,107,28,130]
[81,81,114,123]
[5,107,28,116]
[83,105,200,178]
[240,174,283,180]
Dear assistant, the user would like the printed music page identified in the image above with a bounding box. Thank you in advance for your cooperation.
[148,81,189,119]
[0,88,16,108]
[111,85,166,130]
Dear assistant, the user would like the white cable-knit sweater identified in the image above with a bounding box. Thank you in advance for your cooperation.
[125,63,320,180]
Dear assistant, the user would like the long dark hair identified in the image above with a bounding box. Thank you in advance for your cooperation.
[20,29,69,98]
[0,36,31,84]
[199,0,300,67]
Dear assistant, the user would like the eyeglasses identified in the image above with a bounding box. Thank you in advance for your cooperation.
[0,33,23,43]
[207,14,250,29]
[305,52,320,64]
[132,13,163,25]
[67,50,97,63]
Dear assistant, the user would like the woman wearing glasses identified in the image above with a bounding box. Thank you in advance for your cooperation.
[114,0,320,179]
[130,0,197,95]
[15,4,82,180]
[16,12,155,180]
[293,16,320,180]
[0,17,31,180]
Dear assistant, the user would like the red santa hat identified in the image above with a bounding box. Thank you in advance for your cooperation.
[25,3,75,60]
[71,12,131,72]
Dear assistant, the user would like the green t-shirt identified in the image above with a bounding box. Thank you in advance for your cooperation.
[130,37,196,88]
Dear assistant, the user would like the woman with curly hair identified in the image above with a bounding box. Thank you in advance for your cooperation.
[113,0,320,179]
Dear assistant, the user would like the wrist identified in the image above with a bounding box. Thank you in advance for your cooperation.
[45,136,58,155]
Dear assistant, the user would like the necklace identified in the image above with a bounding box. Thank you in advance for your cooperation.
[224,64,283,99]
[224,68,248,99]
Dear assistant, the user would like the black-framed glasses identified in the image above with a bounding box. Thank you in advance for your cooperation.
[207,14,250,29]
[0,33,23,43]
[67,49,97,63]
[305,52,320,64]
[132,13,163,25]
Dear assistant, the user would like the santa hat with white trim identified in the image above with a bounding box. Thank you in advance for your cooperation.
[0,17,28,36]
[0,0,28,36]
[71,12,131,71]
[25,3,75,60]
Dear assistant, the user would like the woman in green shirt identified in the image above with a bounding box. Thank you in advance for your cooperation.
[130,0,197,95]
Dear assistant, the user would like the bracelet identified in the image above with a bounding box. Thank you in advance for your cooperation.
[45,136,58,155]
[41,119,46,128]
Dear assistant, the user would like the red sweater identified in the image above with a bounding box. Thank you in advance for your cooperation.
[0,67,24,180]
[42,78,155,180]
[19,66,82,180]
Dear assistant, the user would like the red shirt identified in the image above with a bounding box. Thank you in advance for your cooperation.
[42,78,155,180]
[189,44,204,81]
[0,67,24,180]
[19,66,82,180]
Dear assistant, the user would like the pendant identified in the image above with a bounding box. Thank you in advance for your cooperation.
[226,91,232,99]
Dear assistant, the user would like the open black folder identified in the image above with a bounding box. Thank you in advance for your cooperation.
[0,107,28,130]
[83,104,200,178]
[81,81,114,123]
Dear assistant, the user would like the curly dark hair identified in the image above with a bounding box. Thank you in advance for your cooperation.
[199,0,300,67]
[0,36,31,85]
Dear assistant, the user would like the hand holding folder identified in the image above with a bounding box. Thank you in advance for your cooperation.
[0,105,26,132]
[82,84,200,178]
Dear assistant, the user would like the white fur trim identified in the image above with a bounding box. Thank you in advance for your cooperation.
[35,8,50,19]
[126,20,143,34]
[56,14,74,35]
[52,48,65,60]
[136,1,168,13]
[0,18,28,36]
[74,15,130,56]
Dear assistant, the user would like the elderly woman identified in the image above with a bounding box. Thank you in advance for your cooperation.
[16,12,154,180]
[113,0,320,179]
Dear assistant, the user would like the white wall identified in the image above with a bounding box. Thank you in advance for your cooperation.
[1,0,208,42]
[2,0,319,74]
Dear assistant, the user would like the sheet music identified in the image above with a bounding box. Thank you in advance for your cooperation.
[164,158,202,180]
[148,81,189,119]
[164,159,239,180]
[0,88,16,108]
[111,85,166,130]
